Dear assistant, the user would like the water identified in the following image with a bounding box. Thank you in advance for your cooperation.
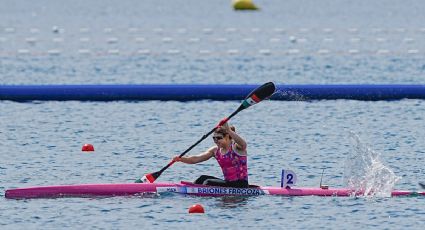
[1,100,424,229]
[344,132,402,197]
[1,0,425,229]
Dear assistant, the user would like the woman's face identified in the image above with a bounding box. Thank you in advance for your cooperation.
[212,133,228,146]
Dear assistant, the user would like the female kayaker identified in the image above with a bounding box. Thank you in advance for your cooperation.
[172,122,249,188]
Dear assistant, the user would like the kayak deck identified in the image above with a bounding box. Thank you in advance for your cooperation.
[5,181,425,199]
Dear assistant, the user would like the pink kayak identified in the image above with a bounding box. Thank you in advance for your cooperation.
[5,181,425,199]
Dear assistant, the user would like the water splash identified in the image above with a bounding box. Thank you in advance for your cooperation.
[275,89,307,101]
[343,132,401,197]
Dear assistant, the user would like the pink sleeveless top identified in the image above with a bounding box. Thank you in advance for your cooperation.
[214,143,248,182]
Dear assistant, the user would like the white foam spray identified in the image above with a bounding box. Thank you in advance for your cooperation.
[343,132,401,197]
[274,89,307,101]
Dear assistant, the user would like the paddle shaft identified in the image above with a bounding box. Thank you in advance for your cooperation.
[140,82,276,182]
[155,108,241,176]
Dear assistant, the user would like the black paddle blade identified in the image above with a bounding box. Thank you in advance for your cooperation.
[420,182,425,189]
[239,82,276,110]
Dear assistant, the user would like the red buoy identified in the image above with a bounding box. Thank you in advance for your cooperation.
[82,144,94,151]
[188,204,205,214]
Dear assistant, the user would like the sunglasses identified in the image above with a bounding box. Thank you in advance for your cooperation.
[212,136,224,141]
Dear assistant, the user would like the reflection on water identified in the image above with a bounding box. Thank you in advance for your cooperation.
[214,196,252,208]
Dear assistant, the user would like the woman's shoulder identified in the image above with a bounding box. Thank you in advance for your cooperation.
[205,146,217,158]
[207,146,218,154]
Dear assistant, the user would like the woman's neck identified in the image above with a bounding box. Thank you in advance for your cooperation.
[220,142,232,153]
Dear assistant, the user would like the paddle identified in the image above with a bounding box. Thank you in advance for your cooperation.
[136,82,276,183]
[420,182,425,189]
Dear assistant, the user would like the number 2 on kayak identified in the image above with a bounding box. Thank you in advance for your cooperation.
[281,169,297,188]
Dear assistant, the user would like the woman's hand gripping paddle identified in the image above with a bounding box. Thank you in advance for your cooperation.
[136,82,276,183]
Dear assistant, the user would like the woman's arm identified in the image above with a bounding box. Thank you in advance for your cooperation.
[173,146,216,164]
[221,123,247,152]
[227,129,247,152]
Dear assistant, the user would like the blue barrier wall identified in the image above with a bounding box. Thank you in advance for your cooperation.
[1,84,425,101]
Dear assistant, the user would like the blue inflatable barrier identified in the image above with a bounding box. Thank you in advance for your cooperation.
[1,84,425,101]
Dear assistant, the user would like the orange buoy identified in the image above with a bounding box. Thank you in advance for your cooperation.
[82,143,94,151]
[188,204,205,214]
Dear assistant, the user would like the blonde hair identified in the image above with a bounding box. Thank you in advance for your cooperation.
[215,125,236,138]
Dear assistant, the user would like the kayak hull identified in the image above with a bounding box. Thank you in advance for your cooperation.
[5,183,176,199]
[5,182,425,199]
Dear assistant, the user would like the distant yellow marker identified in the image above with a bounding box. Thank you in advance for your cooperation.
[232,0,259,10]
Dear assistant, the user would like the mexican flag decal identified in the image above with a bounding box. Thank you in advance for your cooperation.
[242,94,261,107]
